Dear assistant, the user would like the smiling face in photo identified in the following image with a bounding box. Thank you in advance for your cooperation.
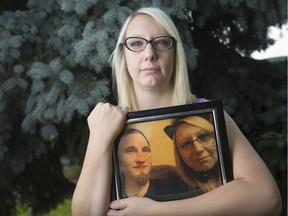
[175,122,218,172]
[118,132,152,181]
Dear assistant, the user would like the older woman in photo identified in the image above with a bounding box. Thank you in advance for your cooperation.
[165,116,221,193]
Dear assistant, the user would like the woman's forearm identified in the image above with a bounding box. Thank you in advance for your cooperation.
[72,103,128,215]
[72,137,113,216]
[151,177,281,216]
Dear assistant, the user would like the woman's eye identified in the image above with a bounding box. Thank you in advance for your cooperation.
[130,41,143,47]
[180,141,192,149]
[198,133,213,142]
[154,39,168,46]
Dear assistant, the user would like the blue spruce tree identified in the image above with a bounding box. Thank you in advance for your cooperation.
[0,0,286,215]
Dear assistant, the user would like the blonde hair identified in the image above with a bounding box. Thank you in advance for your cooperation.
[110,7,196,110]
[176,116,214,132]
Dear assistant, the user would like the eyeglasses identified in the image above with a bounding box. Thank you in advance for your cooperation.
[177,132,214,151]
[122,36,176,52]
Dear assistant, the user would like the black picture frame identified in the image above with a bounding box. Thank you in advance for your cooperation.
[113,100,233,201]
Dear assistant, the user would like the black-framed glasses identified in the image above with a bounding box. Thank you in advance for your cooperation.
[122,36,176,52]
[177,132,214,151]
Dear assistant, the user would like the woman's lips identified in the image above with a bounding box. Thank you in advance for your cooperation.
[141,67,160,74]
[195,155,210,162]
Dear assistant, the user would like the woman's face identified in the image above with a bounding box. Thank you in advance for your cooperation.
[118,132,152,180]
[174,122,218,172]
[124,14,175,93]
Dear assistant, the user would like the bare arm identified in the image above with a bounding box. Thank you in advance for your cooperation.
[108,112,282,216]
[71,103,128,216]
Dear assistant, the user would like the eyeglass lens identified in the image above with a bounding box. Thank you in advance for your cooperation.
[178,132,214,150]
[123,36,175,52]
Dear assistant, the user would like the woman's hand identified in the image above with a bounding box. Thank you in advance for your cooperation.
[107,197,158,216]
[88,102,129,149]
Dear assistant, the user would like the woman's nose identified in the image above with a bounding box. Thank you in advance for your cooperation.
[193,142,204,154]
[144,43,157,61]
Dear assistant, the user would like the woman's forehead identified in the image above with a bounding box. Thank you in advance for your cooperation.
[126,14,167,37]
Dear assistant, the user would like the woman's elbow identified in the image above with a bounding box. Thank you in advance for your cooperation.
[264,184,282,216]
[272,192,282,216]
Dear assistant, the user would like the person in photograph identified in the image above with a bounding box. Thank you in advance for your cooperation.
[164,116,221,193]
[117,128,152,197]
[71,7,282,216]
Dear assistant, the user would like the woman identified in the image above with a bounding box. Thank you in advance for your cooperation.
[164,116,222,193]
[72,7,282,216]
[117,128,152,198]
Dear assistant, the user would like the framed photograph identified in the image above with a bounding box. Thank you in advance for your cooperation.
[113,100,233,201]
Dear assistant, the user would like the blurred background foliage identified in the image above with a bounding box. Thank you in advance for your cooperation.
[0,0,286,215]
